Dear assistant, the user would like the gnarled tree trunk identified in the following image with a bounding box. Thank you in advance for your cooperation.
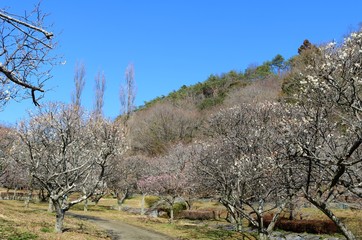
[305,193,356,240]
[53,201,66,233]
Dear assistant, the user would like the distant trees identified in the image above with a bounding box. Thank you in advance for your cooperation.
[0,3,55,107]
[71,62,86,108]
[270,54,286,75]
[0,126,30,195]
[129,102,200,155]
[224,76,280,106]
[120,63,136,116]
[93,70,106,116]
[0,125,13,178]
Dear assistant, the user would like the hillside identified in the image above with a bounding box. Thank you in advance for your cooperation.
[140,54,286,111]
[123,54,286,156]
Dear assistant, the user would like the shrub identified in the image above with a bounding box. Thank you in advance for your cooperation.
[173,202,187,216]
[157,202,187,218]
[178,210,219,220]
[145,196,161,207]
[257,215,341,234]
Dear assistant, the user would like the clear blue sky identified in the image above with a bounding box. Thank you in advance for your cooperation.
[1,0,362,125]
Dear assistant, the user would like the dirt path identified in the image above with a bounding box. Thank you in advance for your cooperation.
[68,212,174,240]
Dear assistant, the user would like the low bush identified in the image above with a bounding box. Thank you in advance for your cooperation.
[256,214,341,234]
[178,210,219,220]
[145,196,161,207]
[173,202,187,216]
[276,219,340,234]
[157,202,187,218]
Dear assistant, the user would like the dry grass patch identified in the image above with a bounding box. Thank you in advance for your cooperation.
[0,200,111,240]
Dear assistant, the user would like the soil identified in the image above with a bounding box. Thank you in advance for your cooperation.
[68,212,174,240]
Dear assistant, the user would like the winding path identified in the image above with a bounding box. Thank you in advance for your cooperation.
[69,212,174,240]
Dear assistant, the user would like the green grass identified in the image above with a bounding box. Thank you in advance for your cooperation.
[0,219,38,240]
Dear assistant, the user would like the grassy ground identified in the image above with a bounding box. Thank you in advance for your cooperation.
[118,195,362,239]
[0,200,111,240]
[0,195,361,240]
[72,195,362,239]
[71,197,252,240]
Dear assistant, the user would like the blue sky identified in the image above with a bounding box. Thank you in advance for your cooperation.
[1,0,362,125]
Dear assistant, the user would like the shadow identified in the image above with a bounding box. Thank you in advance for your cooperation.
[67,212,107,222]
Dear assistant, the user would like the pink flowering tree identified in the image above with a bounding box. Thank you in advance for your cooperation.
[138,173,187,221]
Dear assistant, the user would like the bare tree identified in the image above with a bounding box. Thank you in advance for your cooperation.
[0,3,55,107]
[71,62,86,108]
[13,103,121,233]
[94,70,106,117]
[129,101,200,155]
[224,76,281,106]
[120,63,136,116]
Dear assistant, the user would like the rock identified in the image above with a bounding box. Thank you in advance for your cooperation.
[149,209,158,218]
[285,235,304,240]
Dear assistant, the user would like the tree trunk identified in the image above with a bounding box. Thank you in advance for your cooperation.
[48,197,54,212]
[257,199,271,239]
[141,193,146,215]
[258,199,265,235]
[288,195,294,220]
[168,198,175,222]
[184,197,193,210]
[13,187,17,200]
[305,193,356,240]
[38,189,47,202]
[266,203,285,234]
[83,198,88,212]
[117,188,129,210]
[24,189,32,208]
[236,221,243,232]
[170,205,174,222]
[54,202,65,233]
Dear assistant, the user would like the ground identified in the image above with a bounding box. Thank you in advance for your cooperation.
[69,212,173,240]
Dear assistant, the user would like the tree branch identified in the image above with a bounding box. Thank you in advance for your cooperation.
[0,64,43,105]
[0,12,53,39]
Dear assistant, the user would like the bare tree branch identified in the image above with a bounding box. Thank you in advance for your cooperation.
[0,12,53,39]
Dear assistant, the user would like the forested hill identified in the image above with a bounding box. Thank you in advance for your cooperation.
[124,53,291,156]
[139,54,287,111]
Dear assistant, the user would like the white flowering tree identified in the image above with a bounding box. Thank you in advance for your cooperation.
[287,29,362,240]
[0,4,55,107]
[13,103,120,233]
[197,103,297,240]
